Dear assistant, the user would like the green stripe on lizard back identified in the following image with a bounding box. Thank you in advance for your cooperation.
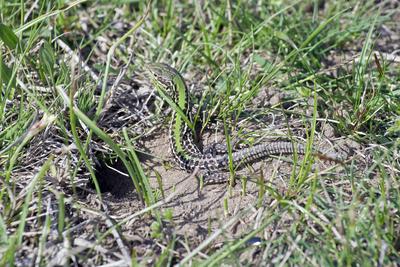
[146,63,202,166]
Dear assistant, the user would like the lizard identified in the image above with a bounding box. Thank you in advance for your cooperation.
[146,63,342,184]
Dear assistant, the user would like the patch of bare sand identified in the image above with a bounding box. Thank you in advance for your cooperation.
[104,126,349,245]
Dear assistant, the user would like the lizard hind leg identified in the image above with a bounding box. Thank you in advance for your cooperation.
[203,138,244,157]
[203,143,230,157]
[198,171,236,185]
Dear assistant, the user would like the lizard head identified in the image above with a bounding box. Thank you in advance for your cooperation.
[146,63,187,100]
[146,63,179,87]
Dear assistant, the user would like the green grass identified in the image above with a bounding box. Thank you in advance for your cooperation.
[1,0,399,266]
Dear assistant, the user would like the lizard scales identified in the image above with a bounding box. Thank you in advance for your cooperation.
[146,63,338,184]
